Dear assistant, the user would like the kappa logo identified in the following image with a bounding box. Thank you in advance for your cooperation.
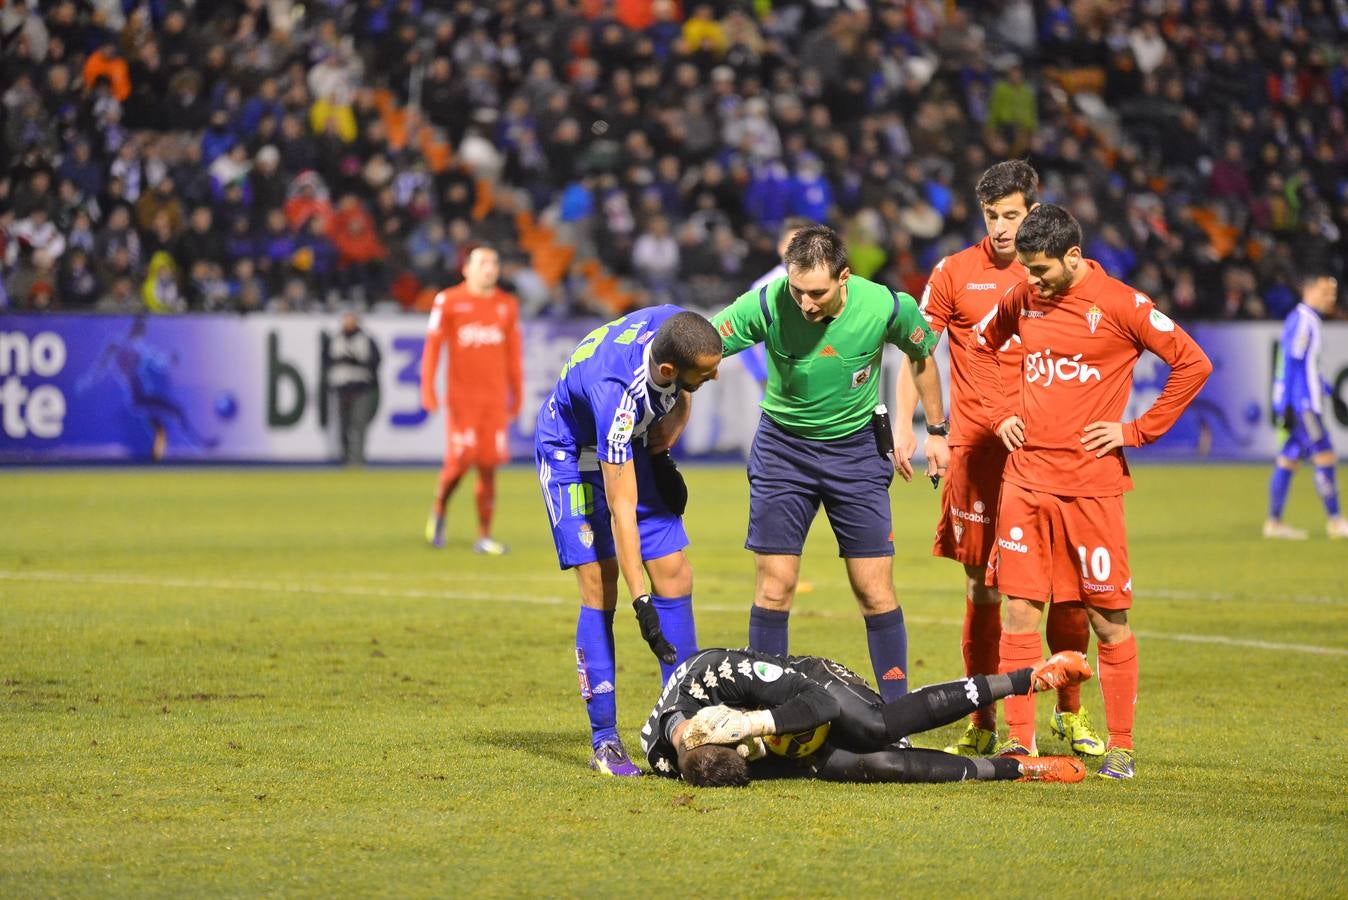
[963,678,981,705]
[851,365,872,389]
[654,757,673,773]
[965,282,997,291]
[718,320,734,337]
[1021,309,1045,318]
[578,522,594,549]
[998,525,1029,554]
[1086,305,1103,334]
[1083,582,1115,593]
[1134,292,1151,308]
[881,667,907,681]
[819,344,838,357]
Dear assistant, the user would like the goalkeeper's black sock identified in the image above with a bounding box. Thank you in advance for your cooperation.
[881,675,1000,740]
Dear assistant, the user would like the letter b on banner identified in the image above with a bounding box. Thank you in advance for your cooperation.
[268,332,306,427]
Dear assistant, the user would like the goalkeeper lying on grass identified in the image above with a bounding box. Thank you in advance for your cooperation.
[639,648,1091,787]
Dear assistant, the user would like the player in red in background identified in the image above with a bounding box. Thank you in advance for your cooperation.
[420,244,523,555]
[897,162,1101,760]
[968,205,1212,780]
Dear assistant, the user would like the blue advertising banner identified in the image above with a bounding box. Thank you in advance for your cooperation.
[2,315,1345,464]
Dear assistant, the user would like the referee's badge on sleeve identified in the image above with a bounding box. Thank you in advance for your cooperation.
[851,365,873,389]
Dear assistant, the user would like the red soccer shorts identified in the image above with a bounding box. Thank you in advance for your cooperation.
[444,406,509,468]
[932,441,1009,567]
[986,481,1132,609]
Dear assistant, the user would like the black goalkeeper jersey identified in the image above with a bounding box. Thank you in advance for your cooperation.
[639,648,853,778]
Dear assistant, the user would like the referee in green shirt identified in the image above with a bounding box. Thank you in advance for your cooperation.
[710,225,950,701]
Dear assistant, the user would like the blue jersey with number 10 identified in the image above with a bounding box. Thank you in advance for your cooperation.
[536,305,683,479]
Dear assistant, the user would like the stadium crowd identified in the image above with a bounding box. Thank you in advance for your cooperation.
[0,0,1344,319]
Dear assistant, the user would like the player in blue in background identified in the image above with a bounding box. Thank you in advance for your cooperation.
[77,317,218,461]
[536,306,724,775]
[1265,271,1348,540]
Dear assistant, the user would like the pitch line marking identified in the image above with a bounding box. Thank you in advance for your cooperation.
[307,570,1348,606]
[3,570,1345,657]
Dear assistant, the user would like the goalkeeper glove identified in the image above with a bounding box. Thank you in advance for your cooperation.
[681,706,775,750]
[649,450,688,516]
[735,737,767,761]
[632,594,677,665]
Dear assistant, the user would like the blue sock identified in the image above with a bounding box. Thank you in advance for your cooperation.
[651,593,698,684]
[866,607,909,702]
[575,606,617,749]
[1314,465,1341,517]
[1269,466,1294,519]
[748,605,790,656]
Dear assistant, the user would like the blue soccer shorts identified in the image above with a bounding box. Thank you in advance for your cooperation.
[536,445,689,569]
[1280,409,1334,460]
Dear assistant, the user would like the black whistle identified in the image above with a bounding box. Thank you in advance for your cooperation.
[872,404,895,459]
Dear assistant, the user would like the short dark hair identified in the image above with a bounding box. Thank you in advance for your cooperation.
[779,216,813,242]
[975,160,1039,208]
[1014,204,1082,260]
[651,311,722,370]
[783,224,849,278]
[680,744,750,787]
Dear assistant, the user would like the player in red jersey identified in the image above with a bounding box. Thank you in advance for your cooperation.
[898,162,1100,759]
[968,205,1212,779]
[420,245,523,554]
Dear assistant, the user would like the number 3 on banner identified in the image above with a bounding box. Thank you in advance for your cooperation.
[1076,545,1111,581]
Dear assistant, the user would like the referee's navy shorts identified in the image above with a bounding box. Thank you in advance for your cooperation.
[746,415,894,558]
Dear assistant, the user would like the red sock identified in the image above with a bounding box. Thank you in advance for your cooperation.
[433,462,466,516]
[962,598,1002,730]
[1046,603,1089,714]
[1096,634,1138,750]
[999,631,1044,752]
[475,467,496,538]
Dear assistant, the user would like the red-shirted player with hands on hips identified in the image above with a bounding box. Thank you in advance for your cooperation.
[968,204,1212,779]
[420,244,523,555]
[897,162,1103,759]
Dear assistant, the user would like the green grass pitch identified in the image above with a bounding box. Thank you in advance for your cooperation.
[3,464,1346,897]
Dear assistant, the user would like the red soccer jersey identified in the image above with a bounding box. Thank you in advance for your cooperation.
[921,237,1027,447]
[969,260,1212,498]
[420,284,523,415]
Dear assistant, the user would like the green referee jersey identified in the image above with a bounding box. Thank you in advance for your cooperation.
[711,274,938,440]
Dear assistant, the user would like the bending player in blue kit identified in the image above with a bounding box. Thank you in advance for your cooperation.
[535,307,724,775]
[1264,271,1348,540]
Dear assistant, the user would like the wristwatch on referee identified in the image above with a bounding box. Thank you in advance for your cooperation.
[926,419,950,437]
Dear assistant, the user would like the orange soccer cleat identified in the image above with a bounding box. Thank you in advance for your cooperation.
[1030,651,1093,693]
[1010,754,1087,783]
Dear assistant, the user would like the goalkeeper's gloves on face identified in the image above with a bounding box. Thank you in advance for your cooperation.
[649,450,688,516]
[680,705,775,750]
[633,594,677,665]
